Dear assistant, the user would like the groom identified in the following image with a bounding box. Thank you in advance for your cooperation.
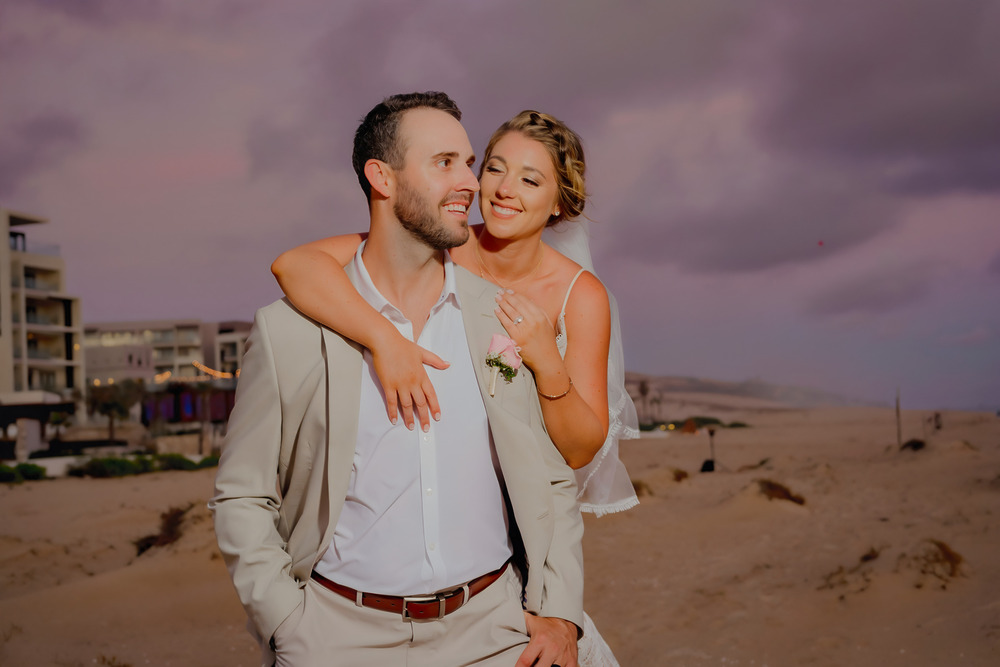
[211,92,583,667]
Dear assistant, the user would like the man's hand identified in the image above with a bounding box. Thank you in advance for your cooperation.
[516,613,578,667]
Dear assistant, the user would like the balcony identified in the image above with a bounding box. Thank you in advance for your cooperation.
[153,350,176,363]
[9,233,61,256]
[27,349,61,360]
[18,276,61,292]
[177,330,200,345]
[26,313,63,326]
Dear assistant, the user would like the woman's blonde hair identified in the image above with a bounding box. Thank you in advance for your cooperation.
[482,110,587,226]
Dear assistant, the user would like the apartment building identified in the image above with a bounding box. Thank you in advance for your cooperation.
[85,319,206,384]
[0,209,85,400]
[84,319,251,387]
[212,320,251,378]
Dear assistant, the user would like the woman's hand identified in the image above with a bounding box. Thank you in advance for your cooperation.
[369,329,449,432]
[494,289,561,371]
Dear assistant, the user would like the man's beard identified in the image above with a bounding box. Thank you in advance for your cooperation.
[394,177,470,250]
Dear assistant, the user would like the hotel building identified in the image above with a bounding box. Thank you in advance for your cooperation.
[84,319,251,388]
[0,208,84,400]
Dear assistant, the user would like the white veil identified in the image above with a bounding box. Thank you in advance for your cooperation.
[543,220,640,516]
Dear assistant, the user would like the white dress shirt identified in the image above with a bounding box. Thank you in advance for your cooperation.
[314,243,513,595]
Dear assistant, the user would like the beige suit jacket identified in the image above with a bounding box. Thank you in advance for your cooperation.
[211,264,584,665]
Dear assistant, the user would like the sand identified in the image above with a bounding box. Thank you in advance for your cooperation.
[1,404,998,666]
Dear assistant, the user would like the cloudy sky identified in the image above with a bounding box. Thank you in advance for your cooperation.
[2,0,998,409]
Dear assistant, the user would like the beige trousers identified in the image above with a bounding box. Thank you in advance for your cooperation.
[273,567,530,667]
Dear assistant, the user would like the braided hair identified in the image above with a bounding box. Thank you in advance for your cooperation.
[481,110,587,226]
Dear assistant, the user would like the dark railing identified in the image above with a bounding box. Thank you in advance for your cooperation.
[26,314,62,326]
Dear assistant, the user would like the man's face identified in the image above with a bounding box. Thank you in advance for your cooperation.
[391,108,479,250]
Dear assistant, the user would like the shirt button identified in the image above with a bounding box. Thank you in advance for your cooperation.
[422,435,430,443]
[429,543,436,551]
[426,488,433,496]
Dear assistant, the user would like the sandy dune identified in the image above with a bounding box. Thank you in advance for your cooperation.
[1,405,998,666]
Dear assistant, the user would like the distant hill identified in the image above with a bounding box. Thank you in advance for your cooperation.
[624,373,885,409]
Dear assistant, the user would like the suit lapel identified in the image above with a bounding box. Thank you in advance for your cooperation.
[455,267,554,563]
[455,267,505,397]
[317,269,366,554]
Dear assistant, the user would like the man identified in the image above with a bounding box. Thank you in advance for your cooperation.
[211,92,583,667]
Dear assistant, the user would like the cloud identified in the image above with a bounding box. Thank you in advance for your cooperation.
[606,160,899,273]
[941,325,993,346]
[244,0,763,179]
[0,114,88,198]
[803,262,935,317]
[10,0,258,28]
[8,0,163,25]
[757,0,1000,195]
[988,251,1000,277]
[589,95,901,274]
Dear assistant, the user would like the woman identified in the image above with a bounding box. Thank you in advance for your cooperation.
[272,110,637,665]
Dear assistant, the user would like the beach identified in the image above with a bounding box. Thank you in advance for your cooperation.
[1,403,998,666]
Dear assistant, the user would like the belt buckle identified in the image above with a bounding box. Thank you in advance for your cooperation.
[402,593,447,621]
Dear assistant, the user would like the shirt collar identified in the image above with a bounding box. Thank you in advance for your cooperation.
[353,240,460,319]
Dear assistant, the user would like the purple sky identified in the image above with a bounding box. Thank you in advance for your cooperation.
[2,0,998,409]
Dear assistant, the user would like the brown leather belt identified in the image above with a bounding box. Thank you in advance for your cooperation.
[310,561,509,621]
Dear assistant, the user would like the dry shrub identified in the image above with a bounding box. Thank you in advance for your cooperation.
[919,539,963,578]
[818,546,882,596]
[947,439,977,452]
[900,438,925,452]
[756,479,805,505]
[134,504,193,556]
[859,546,881,563]
[928,540,964,577]
[738,458,771,472]
[632,479,653,497]
[671,467,689,483]
[1,623,23,647]
[96,657,133,667]
[896,539,966,590]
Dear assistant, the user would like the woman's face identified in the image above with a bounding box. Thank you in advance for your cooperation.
[478,131,560,240]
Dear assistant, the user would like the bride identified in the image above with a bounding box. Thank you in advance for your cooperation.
[272,110,639,666]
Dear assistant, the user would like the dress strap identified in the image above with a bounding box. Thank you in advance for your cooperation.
[559,268,587,319]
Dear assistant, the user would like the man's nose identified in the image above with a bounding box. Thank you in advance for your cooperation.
[458,164,480,192]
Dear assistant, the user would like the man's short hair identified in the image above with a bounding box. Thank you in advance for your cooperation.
[352,91,462,200]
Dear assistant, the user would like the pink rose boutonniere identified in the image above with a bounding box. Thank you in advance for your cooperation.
[485,334,522,397]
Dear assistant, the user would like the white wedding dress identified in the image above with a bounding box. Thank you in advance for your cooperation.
[545,221,639,667]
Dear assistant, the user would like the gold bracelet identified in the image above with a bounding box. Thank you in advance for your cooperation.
[538,377,572,400]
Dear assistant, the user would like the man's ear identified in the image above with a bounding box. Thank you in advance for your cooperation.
[364,159,393,199]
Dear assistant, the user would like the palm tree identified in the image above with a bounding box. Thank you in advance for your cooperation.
[87,379,144,446]
[650,393,663,424]
[192,382,213,456]
[48,411,70,441]
[638,379,650,423]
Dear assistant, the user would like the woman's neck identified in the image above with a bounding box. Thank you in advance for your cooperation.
[474,227,547,290]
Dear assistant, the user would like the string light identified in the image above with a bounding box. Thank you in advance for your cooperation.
[192,360,234,379]
[149,364,240,384]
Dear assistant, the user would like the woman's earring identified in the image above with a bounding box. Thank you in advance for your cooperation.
[553,208,560,216]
